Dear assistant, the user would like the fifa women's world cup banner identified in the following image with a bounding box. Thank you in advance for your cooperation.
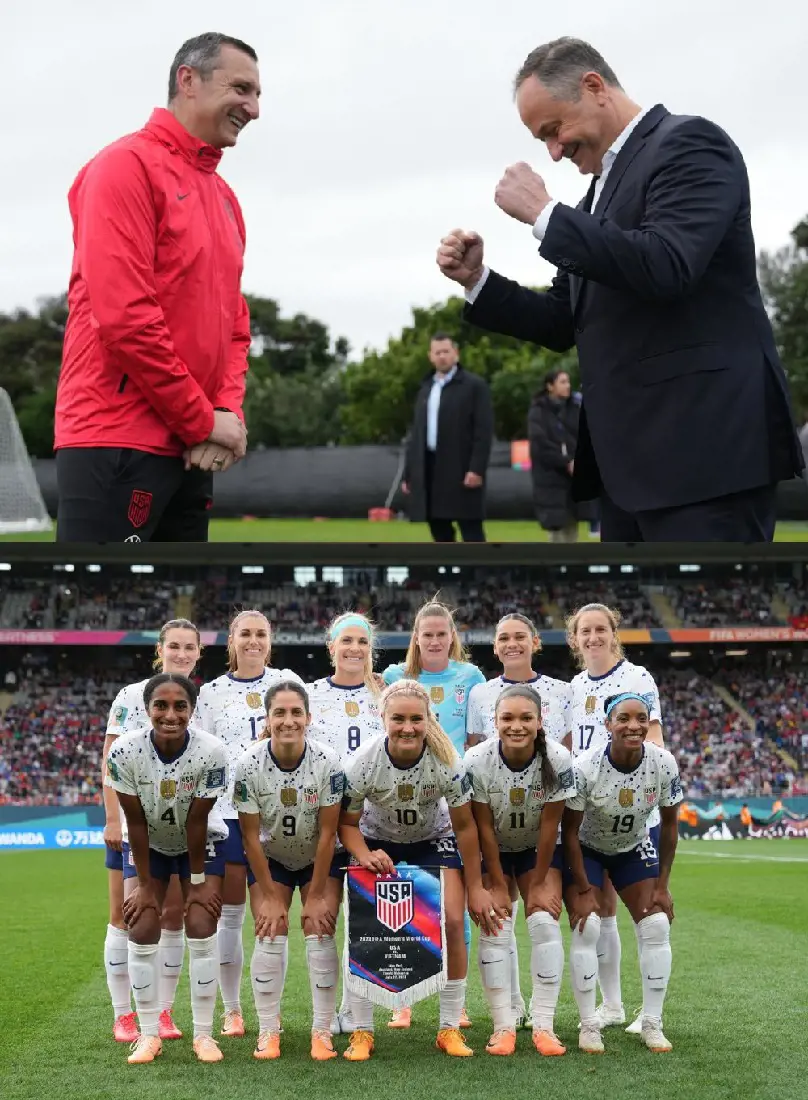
[344,864,447,1008]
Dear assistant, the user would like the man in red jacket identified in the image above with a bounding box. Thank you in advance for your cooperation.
[55,32,260,542]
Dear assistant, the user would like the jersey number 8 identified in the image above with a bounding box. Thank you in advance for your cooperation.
[347,725,361,751]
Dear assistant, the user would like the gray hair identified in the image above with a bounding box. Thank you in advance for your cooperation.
[513,37,621,101]
[168,32,258,102]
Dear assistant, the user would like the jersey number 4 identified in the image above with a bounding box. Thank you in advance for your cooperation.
[160,807,176,826]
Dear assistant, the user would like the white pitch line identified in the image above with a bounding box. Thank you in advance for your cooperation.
[679,848,808,863]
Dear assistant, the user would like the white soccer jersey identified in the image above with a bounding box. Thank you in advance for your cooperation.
[307,677,384,760]
[343,737,471,844]
[464,739,576,852]
[195,667,304,818]
[105,727,229,855]
[466,674,572,744]
[568,742,682,854]
[233,739,345,871]
[570,660,661,757]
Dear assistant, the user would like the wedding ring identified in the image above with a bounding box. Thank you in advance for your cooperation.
[489,908,496,917]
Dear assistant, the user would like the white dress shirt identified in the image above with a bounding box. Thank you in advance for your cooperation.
[466,107,650,304]
[426,364,457,451]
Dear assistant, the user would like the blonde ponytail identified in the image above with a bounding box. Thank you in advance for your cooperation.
[379,679,458,767]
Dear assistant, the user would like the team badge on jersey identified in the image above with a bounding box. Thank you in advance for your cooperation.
[345,701,360,717]
[376,879,414,932]
[280,788,298,806]
[113,705,128,726]
[160,779,177,799]
[618,788,635,807]
[509,788,526,805]
[430,686,444,704]
[397,783,415,801]
[246,692,263,709]
[107,760,119,781]
[585,696,597,714]
[206,767,226,789]
[454,685,466,705]
[303,786,319,806]
[235,780,249,802]
[530,785,545,801]
[181,776,195,793]
[645,787,657,805]
[420,783,438,801]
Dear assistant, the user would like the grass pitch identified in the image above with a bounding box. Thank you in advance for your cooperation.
[2,519,808,542]
[1,841,807,1100]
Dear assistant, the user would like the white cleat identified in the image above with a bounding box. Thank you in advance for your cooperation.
[512,1002,530,1030]
[595,1002,626,1027]
[641,1017,672,1052]
[625,1007,644,1035]
[578,1023,605,1054]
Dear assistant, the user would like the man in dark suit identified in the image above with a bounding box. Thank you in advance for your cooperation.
[436,37,803,542]
[401,333,494,542]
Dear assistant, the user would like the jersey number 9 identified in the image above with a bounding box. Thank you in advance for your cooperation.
[282,814,296,837]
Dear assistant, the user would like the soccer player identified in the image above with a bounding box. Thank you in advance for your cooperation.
[338,679,508,1061]
[567,602,664,1033]
[466,684,575,1056]
[381,600,484,1027]
[562,692,681,1054]
[102,617,203,1042]
[235,681,345,1061]
[106,673,229,1064]
[194,609,303,1038]
[466,612,573,1027]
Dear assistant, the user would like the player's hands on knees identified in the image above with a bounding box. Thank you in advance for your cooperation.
[301,894,337,939]
[526,878,562,920]
[255,893,289,941]
[468,884,508,936]
[360,849,396,875]
[123,883,161,926]
[209,410,248,459]
[567,886,598,932]
[104,820,123,852]
[436,229,484,289]
[186,880,222,921]
[644,886,674,923]
[183,444,237,472]
[488,879,513,920]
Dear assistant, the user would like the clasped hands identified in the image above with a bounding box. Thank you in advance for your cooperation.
[183,408,248,473]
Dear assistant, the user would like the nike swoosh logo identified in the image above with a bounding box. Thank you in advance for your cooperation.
[109,961,126,967]
[583,973,595,981]
[177,192,190,201]
[164,963,182,969]
[132,984,150,990]
[480,960,494,966]
[255,977,273,984]
[197,978,216,985]
[648,975,664,981]
[536,972,556,979]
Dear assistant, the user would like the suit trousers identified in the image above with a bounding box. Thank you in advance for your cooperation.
[599,483,777,542]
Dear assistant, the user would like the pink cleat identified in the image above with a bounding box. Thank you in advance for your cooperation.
[113,1012,139,1043]
[159,1009,182,1039]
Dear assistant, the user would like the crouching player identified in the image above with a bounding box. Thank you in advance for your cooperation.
[466,684,575,1056]
[106,673,229,1065]
[562,692,682,1055]
[235,681,345,1062]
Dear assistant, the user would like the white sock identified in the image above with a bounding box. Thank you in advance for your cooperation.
[346,987,374,1031]
[250,937,286,1033]
[104,924,132,1018]
[128,941,160,1036]
[187,934,218,1038]
[478,918,513,1031]
[637,913,672,1022]
[508,900,525,1014]
[569,914,601,1027]
[218,903,246,1012]
[439,977,467,1029]
[305,935,338,1031]
[597,915,622,1007]
[158,929,185,1011]
[527,911,563,1032]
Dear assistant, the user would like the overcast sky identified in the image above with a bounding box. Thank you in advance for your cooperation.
[5,0,807,356]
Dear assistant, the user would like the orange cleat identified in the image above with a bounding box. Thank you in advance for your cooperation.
[127,1035,162,1064]
[486,1029,516,1056]
[221,1009,245,1037]
[388,1007,411,1029]
[193,1035,224,1062]
[436,1027,473,1057]
[311,1029,338,1061]
[254,1030,281,1060]
[113,1012,139,1043]
[459,1007,472,1029]
[159,1009,182,1040]
[532,1029,566,1056]
[343,1029,375,1061]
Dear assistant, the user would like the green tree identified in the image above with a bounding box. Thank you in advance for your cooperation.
[759,217,808,418]
[0,295,66,458]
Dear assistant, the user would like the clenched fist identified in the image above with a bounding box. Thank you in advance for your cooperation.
[436,229,485,290]
[494,162,552,225]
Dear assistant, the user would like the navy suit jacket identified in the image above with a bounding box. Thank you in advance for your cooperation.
[465,104,803,512]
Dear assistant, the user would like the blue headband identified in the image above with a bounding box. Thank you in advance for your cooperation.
[329,614,371,641]
[605,692,650,718]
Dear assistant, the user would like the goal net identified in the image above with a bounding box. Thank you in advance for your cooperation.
[0,388,53,534]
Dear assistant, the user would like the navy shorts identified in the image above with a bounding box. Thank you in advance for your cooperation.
[361,834,463,870]
[122,841,225,881]
[222,819,248,865]
[483,847,537,879]
[105,845,124,872]
[577,830,660,892]
[247,857,314,890]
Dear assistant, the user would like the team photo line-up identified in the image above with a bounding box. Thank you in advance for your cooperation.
[102,600,679,1065]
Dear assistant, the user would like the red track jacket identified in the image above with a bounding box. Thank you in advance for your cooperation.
[55,109,251,455]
